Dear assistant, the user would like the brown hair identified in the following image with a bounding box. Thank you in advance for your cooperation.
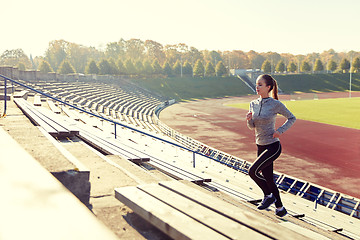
[259,74,279,100]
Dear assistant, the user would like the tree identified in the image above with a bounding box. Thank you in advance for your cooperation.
[314,59,324,72]
[216,61,227,76]
[188,47,203,66]
[327,60,337,72]
[305,53,320,71]
[264,52,281,71]
[108,58,119,75]
[117,59,126,74]
[183,61,193,75]
[98,59,112,75]
[152,59,162,74]
[352,57,360,73]
[105,39,126,60]
[41,40,103,72]
[162,61,173,76]
[38,60,54,73]
[144,40,165,63]
[125,59,136,75]
[58,60,75,74]
[193,60,204,77]
[143,60,153,75]
[0,48,31,68]
[173,60,182,75]
[205,62,215,76]
[67,42,92,73]
[85,60,99,74]
[203,50,222,67]
[162,43,189,65]
[247,50,265,69]
[135,60,144,74]
[320,49,339,65]
[126,39,144,60]
[300,60,311,72]
[287,62,297,72]
[339,58,350,73]
[261,59,271,73]
[275,60,285,73]
[164,44,179,65]
[45,40,69,71]
[229,50,250,69]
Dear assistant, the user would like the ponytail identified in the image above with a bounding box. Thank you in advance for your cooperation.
[258,74,279,100]
[271,78,279,100]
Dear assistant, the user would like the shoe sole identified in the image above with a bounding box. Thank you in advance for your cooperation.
[275,211,287,217]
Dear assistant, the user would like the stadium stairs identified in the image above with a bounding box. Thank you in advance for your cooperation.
[1,72,359,239]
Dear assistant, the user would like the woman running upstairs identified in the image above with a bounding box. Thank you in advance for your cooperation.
[246,74,296,217]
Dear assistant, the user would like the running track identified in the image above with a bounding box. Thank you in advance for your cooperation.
[160,93,360,199]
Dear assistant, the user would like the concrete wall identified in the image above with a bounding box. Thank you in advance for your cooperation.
[0,66,127,83]
[0,67,15,79]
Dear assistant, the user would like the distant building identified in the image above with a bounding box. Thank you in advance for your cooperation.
[230,69,263,80]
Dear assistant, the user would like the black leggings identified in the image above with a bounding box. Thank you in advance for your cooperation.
[249,141,283,208]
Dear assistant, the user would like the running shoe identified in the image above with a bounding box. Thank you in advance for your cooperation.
[257,193,276,210]
[275,207,287,217]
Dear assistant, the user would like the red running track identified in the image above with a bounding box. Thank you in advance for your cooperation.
[160,93,360,198]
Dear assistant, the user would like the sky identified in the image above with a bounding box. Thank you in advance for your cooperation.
[2,0,360,57]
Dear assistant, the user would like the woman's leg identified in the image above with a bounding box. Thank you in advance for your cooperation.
[249,146,272,196]
[249,141,282,207]
[261,162,283,208]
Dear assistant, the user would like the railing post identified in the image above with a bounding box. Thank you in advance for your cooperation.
[114,123,117,139]
[3,77,7,116]
[193,152,196,168]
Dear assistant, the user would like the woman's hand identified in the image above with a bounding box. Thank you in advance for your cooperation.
[273,131,281,138]
[246,112,253,121]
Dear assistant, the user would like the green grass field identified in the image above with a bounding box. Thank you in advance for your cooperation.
[226,97,360,129]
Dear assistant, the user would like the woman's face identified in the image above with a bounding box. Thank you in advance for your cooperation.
[256,78,270,97]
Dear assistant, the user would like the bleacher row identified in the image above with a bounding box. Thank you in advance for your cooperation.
[11,77,360,221]
[16,79,164,135]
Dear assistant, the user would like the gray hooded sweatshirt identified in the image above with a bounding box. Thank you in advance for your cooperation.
[247,97,296,145]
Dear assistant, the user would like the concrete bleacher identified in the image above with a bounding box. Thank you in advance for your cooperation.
[0,127,118,240]
[13,90,29,99]
[15,98,79,138]
[115,181,310,240]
